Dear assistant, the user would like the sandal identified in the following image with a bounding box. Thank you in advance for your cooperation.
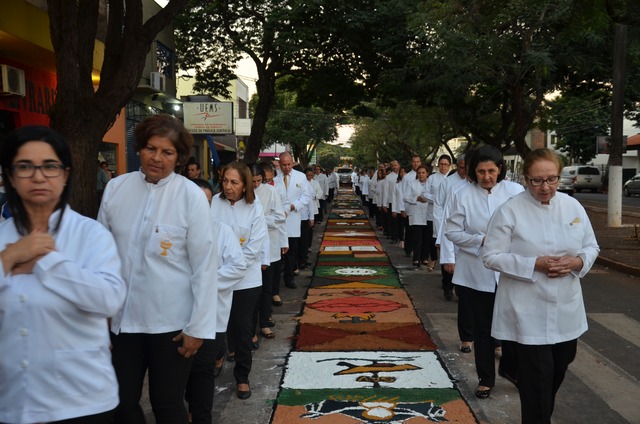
[459,343,472,353]
[475,386,492,399]
[227,352,236,362]
[413,261,420,267]
[261,328,276,339]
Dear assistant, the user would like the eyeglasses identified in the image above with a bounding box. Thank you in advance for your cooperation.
[11,163,66,178]
[527,175,560,186]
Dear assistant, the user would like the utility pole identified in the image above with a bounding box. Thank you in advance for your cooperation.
[607,22,627,227]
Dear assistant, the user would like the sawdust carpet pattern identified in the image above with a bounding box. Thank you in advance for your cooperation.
[272,189,477,423]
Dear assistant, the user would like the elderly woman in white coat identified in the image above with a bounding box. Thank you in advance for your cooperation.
[483,148,599,424]
[185,179,246,424]
[444,145,524,400]
[211,161,268,400]
[0,126,126,424]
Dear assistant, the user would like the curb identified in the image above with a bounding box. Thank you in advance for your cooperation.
[596,256,640,277]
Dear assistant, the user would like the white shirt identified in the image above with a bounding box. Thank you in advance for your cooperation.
[361,174,370,196]
[484,190,599,344]
[427,171,448,233]
[314,172,329,198]
[404,179,431,226]
[211,220,246,332]
[274,169,311,238]
[255,183,288,262]
[436,172,472,263]
[211,194,268,291]
[401,170,417,215]
[392,179,405,213]
[98,171,218,338]
[381,172,398,206]
[327,172,337,189]
[0,208,126,423]
[444,180,524,292]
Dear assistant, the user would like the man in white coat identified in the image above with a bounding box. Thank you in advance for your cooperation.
[381,160,399,240]
[401,155,422,256]
[274,152,311,289]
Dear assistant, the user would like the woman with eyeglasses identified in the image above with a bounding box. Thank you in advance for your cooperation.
[483,148,599,424]
[0,126,126,423]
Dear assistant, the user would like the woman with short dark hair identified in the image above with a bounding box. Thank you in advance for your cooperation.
[444,145,524,400]
[98,114,218,423]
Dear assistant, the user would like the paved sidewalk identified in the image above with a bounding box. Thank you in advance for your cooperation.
[584,205,640,277]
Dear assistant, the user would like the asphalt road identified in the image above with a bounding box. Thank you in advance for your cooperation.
[575,191,640,208]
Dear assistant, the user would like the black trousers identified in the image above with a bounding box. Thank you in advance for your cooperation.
[283,237,299,285]
[39,409,116,424]
[402,216,412,255]
[457,285,497,388]
[271,258,283,297]
[411,223,437,262]
[111,331,194,424]
[258,264,275,328]
[516,340,577,424]
[226,286,262,384]
[298,220,310,266]
[395,213,405,242]
[185,336,224,424]
[455,284,474,343]
[442,265,454,292]
[318,199,326,221]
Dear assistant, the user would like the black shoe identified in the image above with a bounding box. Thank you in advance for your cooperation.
[266,318,276,327]
[444,289,453,301]
[272,298,284,306]
[251,337,260,350]
[213,364,223,377]
[237,384,252,400]
[285,282,297,289]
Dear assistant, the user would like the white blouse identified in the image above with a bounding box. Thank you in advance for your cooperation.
[98,171,218,339]
[404,179,431,226]
[483,190,599,344]
[255,183,288,263]
[0,208,126,423]
[211,194,268,291]
[211,220,246,332]
[444,180,524,292]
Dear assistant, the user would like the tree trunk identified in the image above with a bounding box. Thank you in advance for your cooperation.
[46,0,189,217]
[245,74,276,163]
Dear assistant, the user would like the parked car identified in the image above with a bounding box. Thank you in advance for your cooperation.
[336,167,353,185]
[624,173,640,196]
[558,165,602,195]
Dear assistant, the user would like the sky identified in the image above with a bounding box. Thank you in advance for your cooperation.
[234,57,354,145]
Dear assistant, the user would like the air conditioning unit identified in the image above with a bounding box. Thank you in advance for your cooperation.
[150,71,166,92]
[0,64,26,96]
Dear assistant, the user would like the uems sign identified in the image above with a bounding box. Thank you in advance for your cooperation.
[183,102,233,134]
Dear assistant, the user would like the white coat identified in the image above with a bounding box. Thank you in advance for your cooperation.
[444,180,524,293]
[436,172,472,263]
[274,169,311,238]
[211,194,268,291]
[483,190,599,345]
[0,207,126,423]
[404,178,431,226]
[98,171,218,339]
[211,220,246,332]
[255,183,288,263]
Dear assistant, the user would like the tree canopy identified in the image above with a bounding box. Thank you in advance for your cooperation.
[47,0,189,216]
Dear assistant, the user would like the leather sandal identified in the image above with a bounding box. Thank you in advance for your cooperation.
[475,386,492,399]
